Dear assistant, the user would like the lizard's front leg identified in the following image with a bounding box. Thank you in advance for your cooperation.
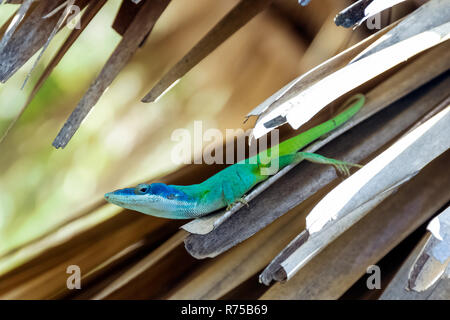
[222,181,248,210]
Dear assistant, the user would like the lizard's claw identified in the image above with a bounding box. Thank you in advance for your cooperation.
[226,198,249,211]
[238,198,250,207]
[333,162,363,176]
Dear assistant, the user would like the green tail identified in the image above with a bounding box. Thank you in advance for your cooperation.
[274,94,365,157]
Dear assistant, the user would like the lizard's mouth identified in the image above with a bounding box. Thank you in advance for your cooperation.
[104,192,127,206]
[104,188,179,212]
[104,188,157,206]
[104,186,196,219]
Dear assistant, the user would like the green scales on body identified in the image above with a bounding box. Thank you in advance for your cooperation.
[105,94,365,219]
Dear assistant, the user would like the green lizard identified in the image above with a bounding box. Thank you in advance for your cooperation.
[105,94,365,219]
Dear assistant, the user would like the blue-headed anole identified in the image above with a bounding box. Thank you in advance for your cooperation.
[105,94,365,219]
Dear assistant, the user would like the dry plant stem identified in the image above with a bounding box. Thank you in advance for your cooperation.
[0,0,108,144]
[0,0,90,82]
[141,0,274,103]
[260,151,450,299]
[91,230,187,300]
[381,232,450,300]
[52,0,171,149]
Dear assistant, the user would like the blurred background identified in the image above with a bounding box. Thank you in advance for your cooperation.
[0,0,413,260]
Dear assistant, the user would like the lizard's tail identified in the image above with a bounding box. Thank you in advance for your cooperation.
[277,94,365,156]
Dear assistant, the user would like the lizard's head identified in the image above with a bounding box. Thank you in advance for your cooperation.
[104,183,193,219]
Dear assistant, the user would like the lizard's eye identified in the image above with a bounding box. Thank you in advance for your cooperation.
[167,194,176,200]
[135,184,150,195]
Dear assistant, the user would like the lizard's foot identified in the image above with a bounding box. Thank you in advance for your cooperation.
[226,198,249,211]
[238,198,250,207]
[296,152,362,177]
[333,162,363,176]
